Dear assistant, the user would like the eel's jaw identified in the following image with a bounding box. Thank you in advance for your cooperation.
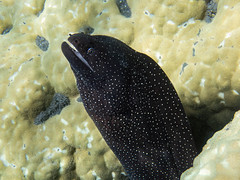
[61,41,94,72]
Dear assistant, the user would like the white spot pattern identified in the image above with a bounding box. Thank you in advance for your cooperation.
[62,33,198,179]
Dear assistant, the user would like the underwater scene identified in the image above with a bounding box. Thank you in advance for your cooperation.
[1,0,240,179]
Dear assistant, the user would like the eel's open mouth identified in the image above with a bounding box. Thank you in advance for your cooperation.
[62,40,94,72]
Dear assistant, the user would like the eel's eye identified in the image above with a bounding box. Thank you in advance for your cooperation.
[87,48,94,55]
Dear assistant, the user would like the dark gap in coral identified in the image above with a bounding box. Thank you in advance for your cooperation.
[78,26,94,35]
[192,48,196,56]
[197,29,201,36]
[192,122,215,153]
[116,0,131,18]
[34,93,70,125]
[36,0,46,17]
[1,25,13,35]
[76,96,82,103]
[179,62,188,75]
[205,0,211,4]
[36,35,49,51]
[204,0,217,23]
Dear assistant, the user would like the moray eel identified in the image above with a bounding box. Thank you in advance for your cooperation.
[61,33,197,180]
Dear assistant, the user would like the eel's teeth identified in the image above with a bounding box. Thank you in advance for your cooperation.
[67,41,78,52]
[67,41,94,72]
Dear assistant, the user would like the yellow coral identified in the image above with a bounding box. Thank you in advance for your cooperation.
[182,110,240,180]
[1,0,240,179]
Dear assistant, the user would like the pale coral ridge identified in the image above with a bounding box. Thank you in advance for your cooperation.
[182,110,240,180]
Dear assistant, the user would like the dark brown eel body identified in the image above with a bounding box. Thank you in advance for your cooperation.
[61,33,197,180]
